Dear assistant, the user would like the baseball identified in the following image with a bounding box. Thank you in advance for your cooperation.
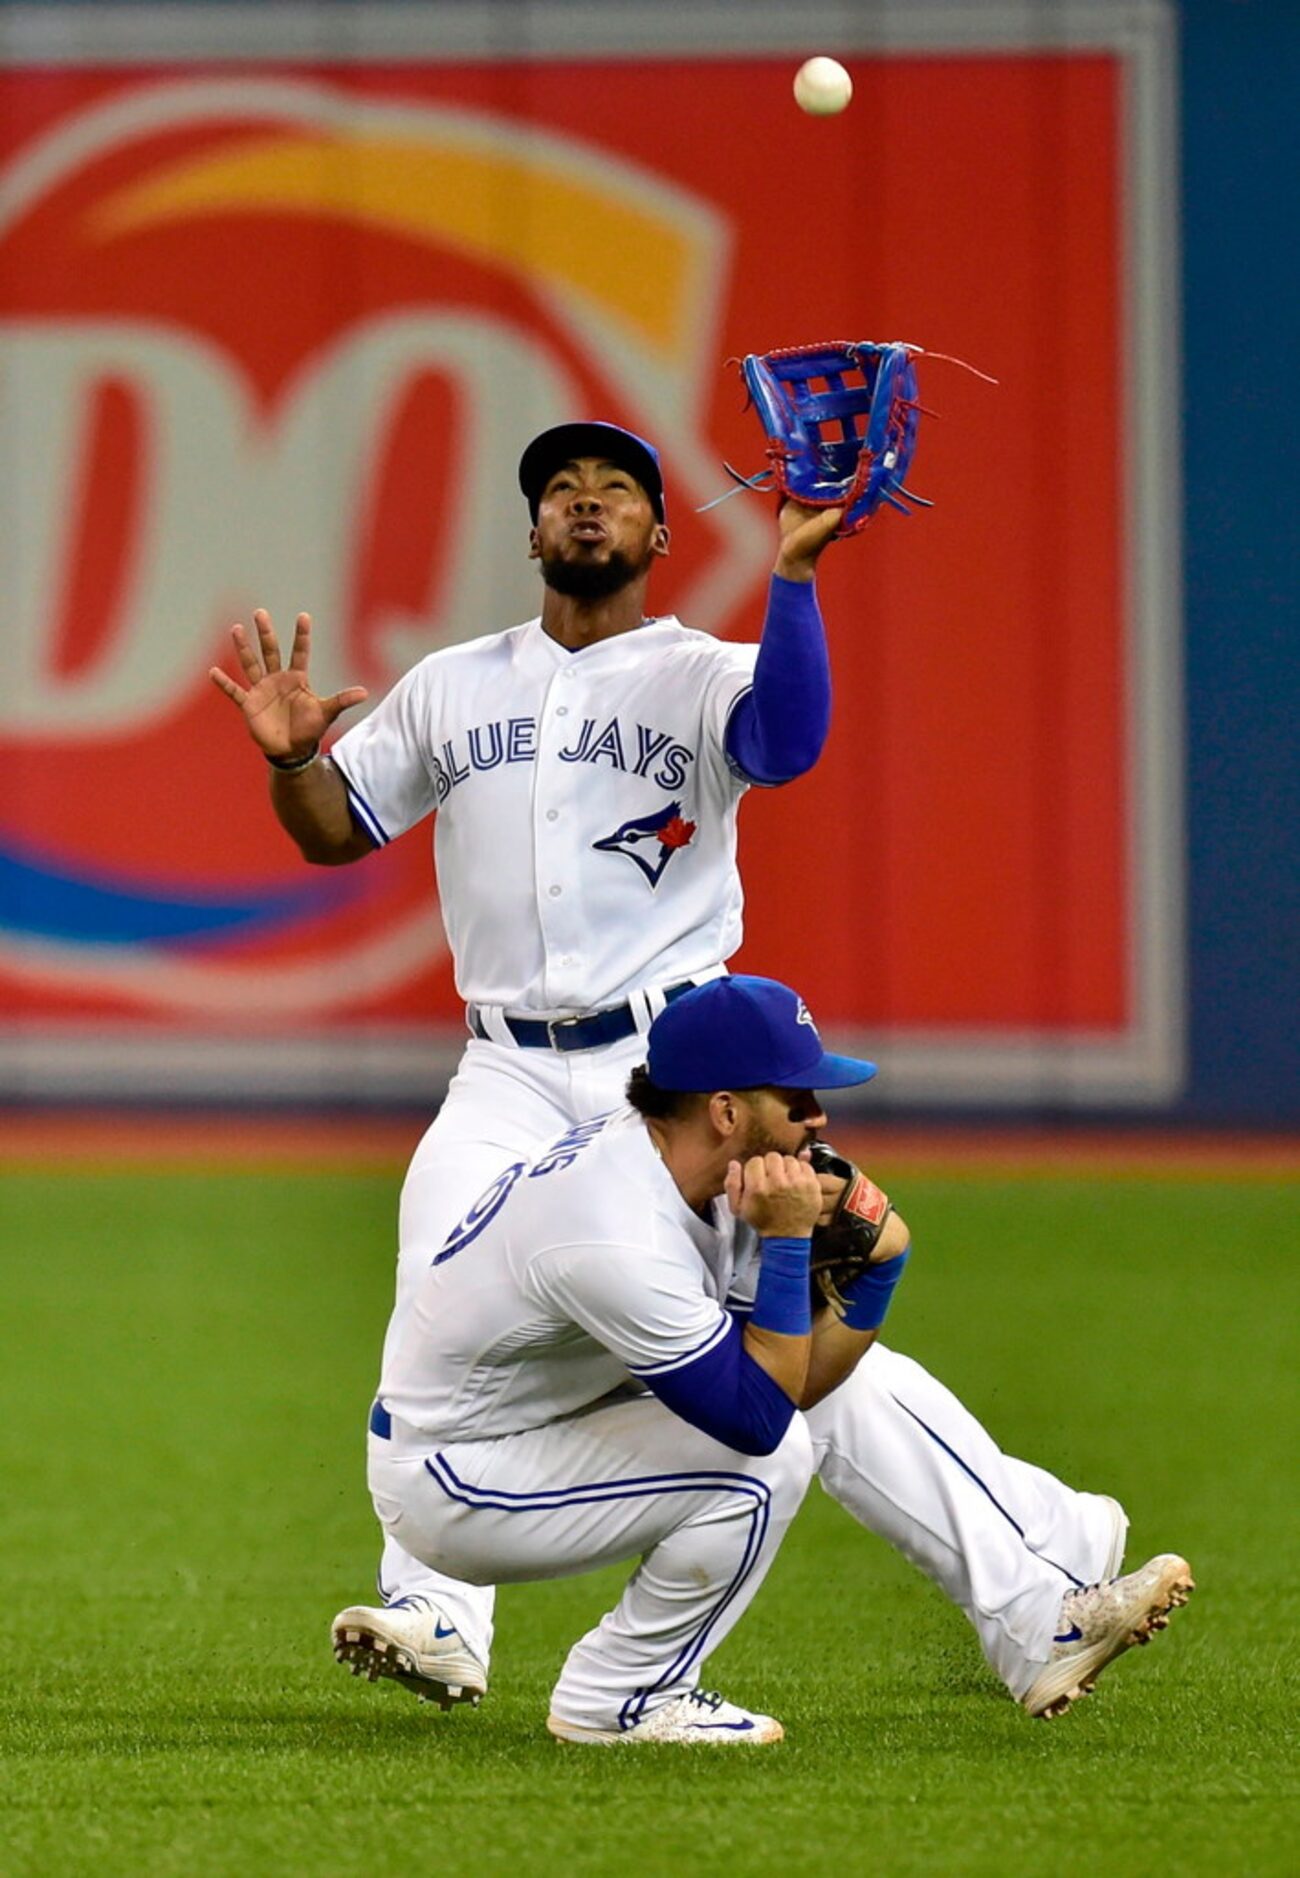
[793,56,853,117]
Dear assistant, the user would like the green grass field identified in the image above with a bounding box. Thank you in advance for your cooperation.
[1,1161,1296,1876]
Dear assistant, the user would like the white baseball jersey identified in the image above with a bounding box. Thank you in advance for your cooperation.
[379,1107,761,1443]
[330,616,758,1013]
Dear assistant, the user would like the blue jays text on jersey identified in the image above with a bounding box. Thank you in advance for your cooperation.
[328,614,758,1013]
[429,714,696,805]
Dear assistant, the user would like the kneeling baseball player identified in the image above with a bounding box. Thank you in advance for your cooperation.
[339,977,1192,1744]
[347,976,887,1744]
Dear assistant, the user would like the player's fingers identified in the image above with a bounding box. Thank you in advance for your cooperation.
[796,1161,824,1202]
[742,1153,771,1197]
[724,1160,743,1213]
[320,686,370,725]
[230,622,264,682]
[765,1150,800,1187]
[208,666,247,705]
[288,612,313,673]
[253,607,282,674]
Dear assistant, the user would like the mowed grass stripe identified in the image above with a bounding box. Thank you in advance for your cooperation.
[0,1170,1295,1876]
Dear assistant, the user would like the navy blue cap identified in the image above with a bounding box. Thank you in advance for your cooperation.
[646,976,877,1093]
[518,421,666,522]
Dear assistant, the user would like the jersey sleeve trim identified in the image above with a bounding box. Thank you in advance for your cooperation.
[330,754,391,848]
[624,1312,733,1378]
[639,1316,797,1455]
[721,686,766,788]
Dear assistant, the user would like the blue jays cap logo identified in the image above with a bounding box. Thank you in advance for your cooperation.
[592,800,697,888]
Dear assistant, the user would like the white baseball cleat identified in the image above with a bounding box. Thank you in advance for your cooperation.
[547,1688,783,1746]
[1021,1553,1195,1720]
[331,1594,487,1711]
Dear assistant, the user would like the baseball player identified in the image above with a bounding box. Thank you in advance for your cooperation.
[357,975,889,1744]
[211,420,1192,1721]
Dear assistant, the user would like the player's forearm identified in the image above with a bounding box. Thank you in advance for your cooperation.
[269,756,374,865]
[800,1240,912,1406]
[799,1319,878,1408]
[742,1321,812,1405]
[724,576,830,784]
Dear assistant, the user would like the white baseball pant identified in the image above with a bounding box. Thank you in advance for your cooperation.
[369,1390,814,1732]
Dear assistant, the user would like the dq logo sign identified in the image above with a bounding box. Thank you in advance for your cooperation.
[0,77,765,1021]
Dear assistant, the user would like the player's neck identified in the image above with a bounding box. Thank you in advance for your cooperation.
[539,585,652,650]
[645,1119,726,1219]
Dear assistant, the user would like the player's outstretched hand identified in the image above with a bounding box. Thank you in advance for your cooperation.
[726,1150,823,1241]
[773,501,845,583]
[208,609,369,763]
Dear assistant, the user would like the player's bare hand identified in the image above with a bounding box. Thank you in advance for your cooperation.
[773,501,844,582]
[726,1150,823,1239]
[208,609,369,762]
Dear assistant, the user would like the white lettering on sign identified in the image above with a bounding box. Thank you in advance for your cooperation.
[0,313,574,736]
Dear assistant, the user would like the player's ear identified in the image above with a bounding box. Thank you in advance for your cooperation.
[707,1090,740,1139]
[651,523,671,558]
[527,526,541,560]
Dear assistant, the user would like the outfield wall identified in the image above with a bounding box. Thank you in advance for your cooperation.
[0,1,1294,1123]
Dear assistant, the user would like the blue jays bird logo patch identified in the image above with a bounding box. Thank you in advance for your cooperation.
[592,800,698,888]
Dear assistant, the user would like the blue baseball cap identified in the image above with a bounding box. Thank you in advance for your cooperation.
[518,421,666,522]
[646,976,878,1093]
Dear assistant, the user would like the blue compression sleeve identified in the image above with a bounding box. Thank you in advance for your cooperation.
[724,574,830,784]
[641,1317,797,1456]
[838,1246,912,1331]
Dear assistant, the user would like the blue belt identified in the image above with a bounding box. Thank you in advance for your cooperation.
[370,1400,392,1438]
[468,980,695,1052]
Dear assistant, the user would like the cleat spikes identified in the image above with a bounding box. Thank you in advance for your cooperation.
[1021,1554,1194,1720]
[330,1601,488,1710]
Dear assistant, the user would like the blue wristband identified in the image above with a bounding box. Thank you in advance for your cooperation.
[839,1246,911,1332]
[750,1236,812,1336]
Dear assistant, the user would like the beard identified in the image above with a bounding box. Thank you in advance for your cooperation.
[538,541,653,601]
[736,1113,800,1161]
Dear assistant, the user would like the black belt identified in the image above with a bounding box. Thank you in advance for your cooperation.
[468,980,696,1053]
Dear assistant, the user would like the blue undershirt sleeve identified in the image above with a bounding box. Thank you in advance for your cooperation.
[640,1317,797,1456]
[724,573,831,785]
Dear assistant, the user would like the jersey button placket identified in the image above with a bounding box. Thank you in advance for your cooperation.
[535,669,587,1003]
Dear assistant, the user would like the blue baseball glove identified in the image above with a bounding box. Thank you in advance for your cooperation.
[735,341,929,535]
